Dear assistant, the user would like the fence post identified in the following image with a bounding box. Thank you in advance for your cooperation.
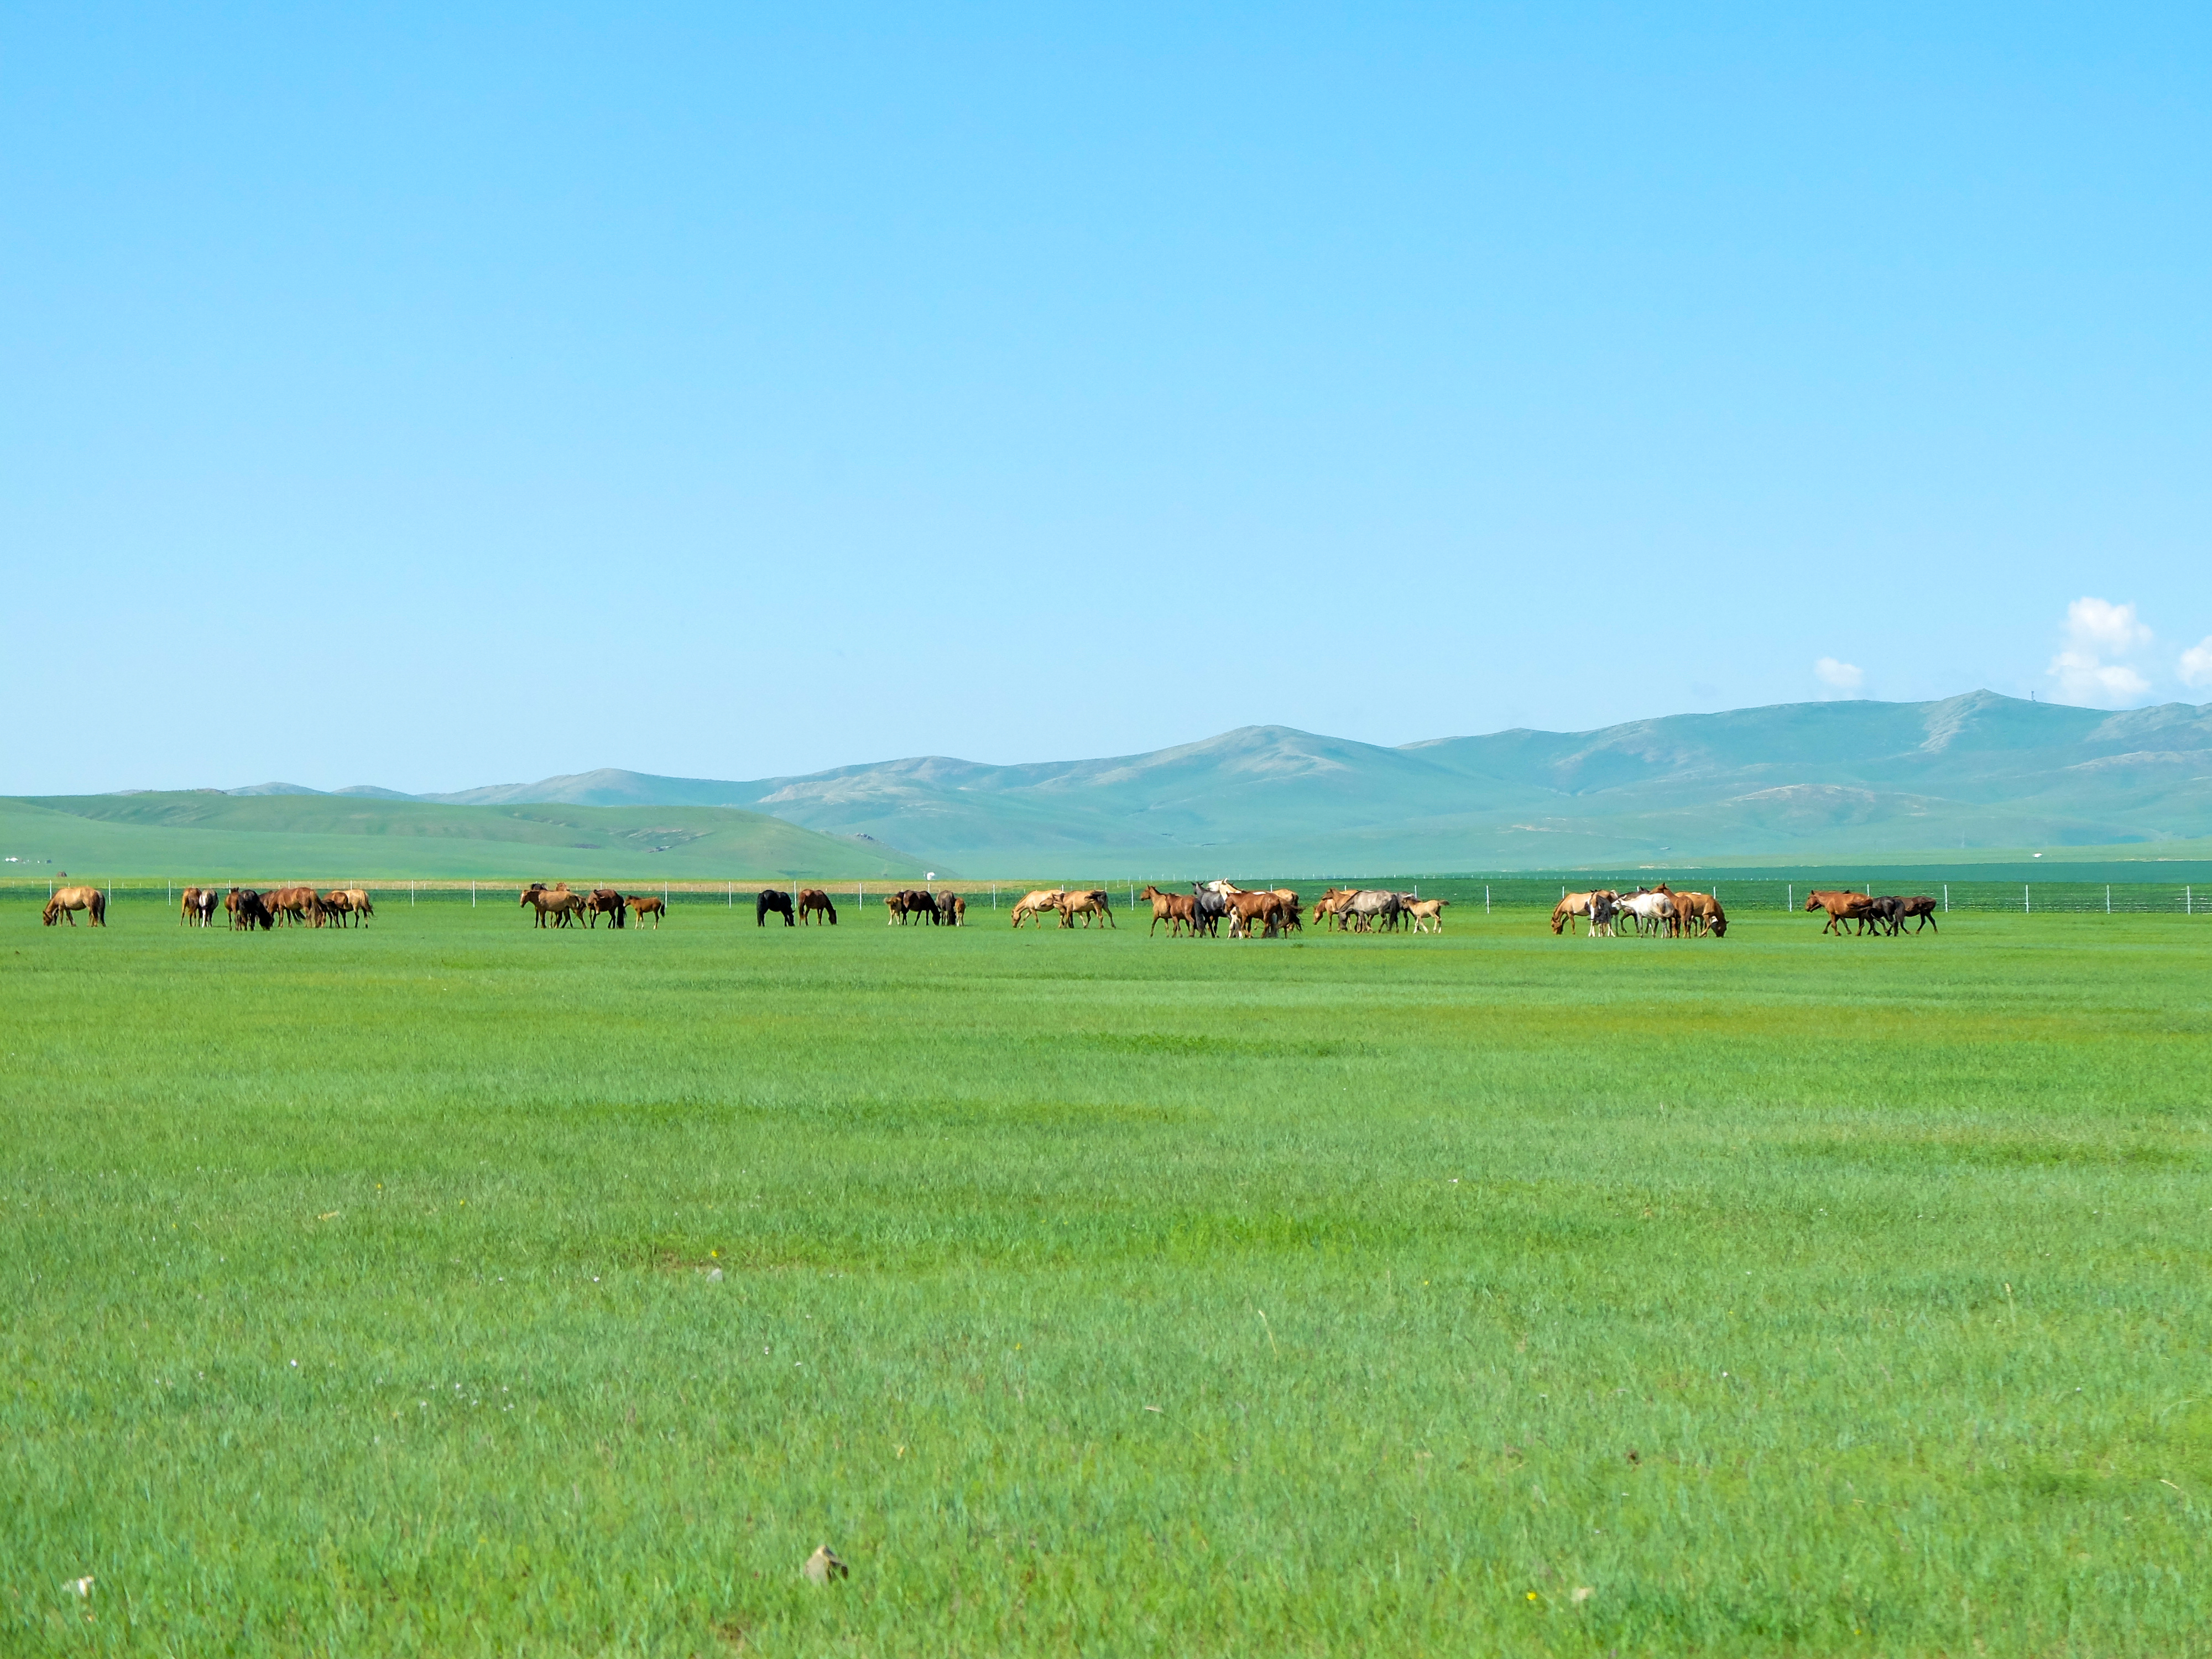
[2106,884,2111,914]
[1485,884,1491,915]
[727,881,731,907]
[1787,884,1792,911]
[2024,884,2030,915]
[1943,883,1948,913]
[471,881,476,907]
[992,884,998,909]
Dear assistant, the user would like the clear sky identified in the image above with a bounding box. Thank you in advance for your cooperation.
[6,4,2210,794]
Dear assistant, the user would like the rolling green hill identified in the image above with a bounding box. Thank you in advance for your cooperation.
[23,691,2212,878]
[416,690,2212,872]
[0,794,926,883]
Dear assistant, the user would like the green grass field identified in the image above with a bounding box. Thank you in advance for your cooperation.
[5,897,2209,1655]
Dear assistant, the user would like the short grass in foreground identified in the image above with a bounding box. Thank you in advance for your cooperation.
[3,902,2209,1655]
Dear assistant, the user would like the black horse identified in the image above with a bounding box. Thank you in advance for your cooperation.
[757,889,796,927]
[1862,896,1906,936]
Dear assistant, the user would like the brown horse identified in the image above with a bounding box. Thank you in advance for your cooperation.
[521,883,587,928]
[1139,885,1196,936]
[1672,892,1728,937]
[797,888,838,925]
[1804,890,1875,936]
[1898,895,1939,933]
[268,885,317,926]
[582,888,627,928]
[627,894,666,929]
[934,890,965,927]
[43,886,106,926]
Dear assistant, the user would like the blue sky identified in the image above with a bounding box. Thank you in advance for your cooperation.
[6,3,2209,793]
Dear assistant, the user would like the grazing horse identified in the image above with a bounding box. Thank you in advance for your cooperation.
[1010,889,1065,929]
[1139,885,1194,936]
[628,894,667,928]
[1672,892,1727,938]
[43,885,106,927]
[581,888,627,928]
[267,885,316,926]
[935,890,965,927]
[180,886,219,927]
[756,889,795,927]
[1899,895,1939,933]
[1804,890,1875,936]
[521,883,587,928]
[1551,891,1616,936]
[228,888,274,930]
[1310,888,1359,931]
[1404,898,1449,934]
[1059,890,1115,928]
[797,888,838,925]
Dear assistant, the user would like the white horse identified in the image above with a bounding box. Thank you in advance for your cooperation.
[1614,890,1676,937]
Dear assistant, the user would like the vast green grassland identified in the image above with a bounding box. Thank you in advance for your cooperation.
[4,898,2209,1655]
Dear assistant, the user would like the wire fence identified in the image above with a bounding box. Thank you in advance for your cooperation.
[9,875,2211,919]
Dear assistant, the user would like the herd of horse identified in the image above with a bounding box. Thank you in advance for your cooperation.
[30,878,1943,940]
[1007,882,1451,938]
[1550,885,1728,938]
[1799,889,1940,935]
[175,885,375,931]
[519,881,667,928]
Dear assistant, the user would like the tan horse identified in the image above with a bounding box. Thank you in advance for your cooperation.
[521,883,587,928]
[180,886,219,927]
[1311,888,1360,931]
[1404,898,1449,933]
[1010,889,1065,929]
[44,886,106,926]
[1058,890,1115,928]
[626,894,666,929]
[1550,891,1616,936]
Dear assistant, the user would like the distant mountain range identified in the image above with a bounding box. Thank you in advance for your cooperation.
[208,691,2212,872]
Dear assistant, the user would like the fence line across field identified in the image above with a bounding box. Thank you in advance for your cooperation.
[17,875,2212,919]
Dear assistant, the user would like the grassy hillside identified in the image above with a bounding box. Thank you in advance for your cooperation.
[0,794,927,883]
[383,692,2212,872]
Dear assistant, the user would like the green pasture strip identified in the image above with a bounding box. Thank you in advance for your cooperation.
[4,909,2209,1655]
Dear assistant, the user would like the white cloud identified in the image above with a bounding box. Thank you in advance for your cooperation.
[2179,637,2212,691]
[1814,657,1864,692]
[2047,596,2154,706]
[2063,596,2152,655]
